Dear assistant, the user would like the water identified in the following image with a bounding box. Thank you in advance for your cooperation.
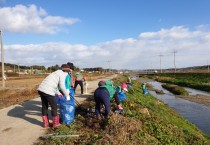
[185,87,210,96]
[148,81,210,135]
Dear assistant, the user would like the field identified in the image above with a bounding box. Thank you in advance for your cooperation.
[0,73,109,109]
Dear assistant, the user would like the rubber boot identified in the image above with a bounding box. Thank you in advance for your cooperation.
[52,115,60,128]
[117,104,123,110]
[42,116,50,128]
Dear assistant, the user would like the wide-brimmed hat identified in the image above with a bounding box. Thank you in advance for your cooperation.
[61,64,70,71]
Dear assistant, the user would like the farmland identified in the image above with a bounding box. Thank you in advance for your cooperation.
[0,73,109,109]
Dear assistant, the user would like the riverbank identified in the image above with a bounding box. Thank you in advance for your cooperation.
[178,94,210,106]
[139,74,210,106]
[38,75,210,144]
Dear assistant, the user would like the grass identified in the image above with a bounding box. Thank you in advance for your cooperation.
[162,83,189,95]
[151,73,210,92]
[37,75,210,145]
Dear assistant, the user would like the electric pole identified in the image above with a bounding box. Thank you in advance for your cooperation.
[0,30,5,88]
[159,54,163,73]
[173,50,178,73]
[107,60,111,73]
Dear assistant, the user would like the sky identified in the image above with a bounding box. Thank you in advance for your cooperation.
[0,0,210,70]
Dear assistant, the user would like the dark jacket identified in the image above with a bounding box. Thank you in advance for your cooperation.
[94,87,110,118]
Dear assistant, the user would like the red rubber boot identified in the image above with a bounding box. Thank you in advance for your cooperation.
[117,104,124,110]
[52,115,60,128]
[42,116,50,128]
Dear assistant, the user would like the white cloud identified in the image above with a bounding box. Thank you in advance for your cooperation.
[0,4,80,34]
[4,26,210,69]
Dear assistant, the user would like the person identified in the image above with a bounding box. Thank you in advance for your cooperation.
[94,80,128,119]
[127,76,131,84]
[126,76,132,89]
[141,82,149,95]
[141,82,147,90]
[94,81,111,120]
[57,62,75,100]
[114,83,128,110]
[74,72,86,94]
[67,62,75,88]
[37,64,71,128]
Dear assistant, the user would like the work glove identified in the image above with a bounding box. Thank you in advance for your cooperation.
[57,92,63,99]
[66,95,70,101]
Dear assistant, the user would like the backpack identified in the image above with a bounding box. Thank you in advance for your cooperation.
[100,85,116,100]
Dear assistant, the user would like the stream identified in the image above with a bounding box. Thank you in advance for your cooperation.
[148,81,210,135]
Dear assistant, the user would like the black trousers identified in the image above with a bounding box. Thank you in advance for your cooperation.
[38,91,58,117]
[74,80,84,94]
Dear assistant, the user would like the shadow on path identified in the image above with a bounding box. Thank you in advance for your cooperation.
[7,99,43,127]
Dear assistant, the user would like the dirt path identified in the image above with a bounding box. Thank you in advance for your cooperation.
[0,75,117,145]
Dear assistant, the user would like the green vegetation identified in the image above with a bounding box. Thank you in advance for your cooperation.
[37,75,210,145]
[162,83,189,95]
[150,73,210,92]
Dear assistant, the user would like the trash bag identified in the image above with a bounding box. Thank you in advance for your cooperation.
[55,94,60,105]
[118,92,127,101]
[59,95,75,125]
[143,89,149,95]
[55,88,75,106]
[70,88,75,97]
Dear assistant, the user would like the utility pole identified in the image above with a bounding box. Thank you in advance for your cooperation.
[159,54,163,73]
[173,50,178,73]
[107,60,111,73]
[0,30,5,88]
[18,64,20,76]
[14,64,16,73]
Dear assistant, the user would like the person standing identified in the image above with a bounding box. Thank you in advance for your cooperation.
[37,64,71,128]
[67,62,75,88]
[74,72,86,94]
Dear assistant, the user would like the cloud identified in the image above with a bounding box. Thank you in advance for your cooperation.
[0,4,80,34]
[4,26,210,69]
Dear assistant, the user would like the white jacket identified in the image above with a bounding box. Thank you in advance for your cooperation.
[37,70,70,98]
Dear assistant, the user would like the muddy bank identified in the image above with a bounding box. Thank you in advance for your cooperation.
[177,94,210,106]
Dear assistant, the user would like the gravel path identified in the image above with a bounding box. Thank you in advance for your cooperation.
[0,75,116,145]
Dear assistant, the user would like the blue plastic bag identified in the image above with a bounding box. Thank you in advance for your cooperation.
[118,92,127,102]
[55,88,75,105]
[143,89,149,95]
[59,88,76,125]
[55,94,60,105]
[70,88,75,97]
[59,95,75,125]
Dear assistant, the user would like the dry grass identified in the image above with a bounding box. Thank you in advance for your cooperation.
[0,73,109,109]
